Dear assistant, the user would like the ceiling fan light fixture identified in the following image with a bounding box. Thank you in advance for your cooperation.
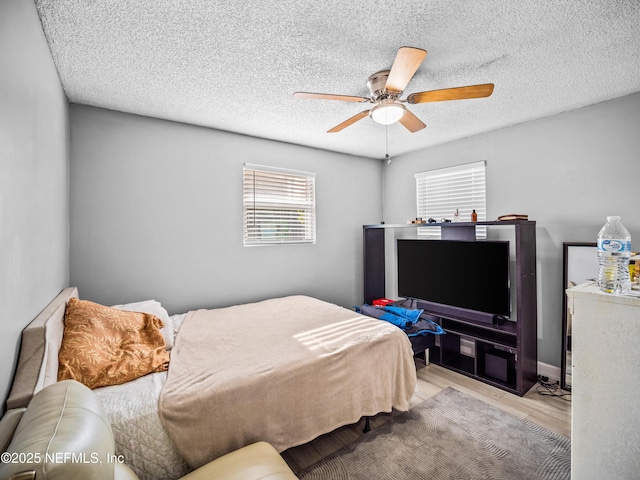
[369,100,406,125]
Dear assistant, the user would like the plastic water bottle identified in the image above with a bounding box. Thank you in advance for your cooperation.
[597,216,632,294]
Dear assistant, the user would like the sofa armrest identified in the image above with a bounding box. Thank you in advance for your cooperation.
[0,380,120,480]
[0,408,26,453]
[180,442,297,480]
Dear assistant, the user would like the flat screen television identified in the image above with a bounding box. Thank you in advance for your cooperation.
[397,239,511,318]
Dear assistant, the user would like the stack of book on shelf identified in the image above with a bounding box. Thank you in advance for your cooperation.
[497,214,528,221]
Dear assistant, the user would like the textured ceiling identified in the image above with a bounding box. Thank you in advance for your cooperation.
[35,0,640,160]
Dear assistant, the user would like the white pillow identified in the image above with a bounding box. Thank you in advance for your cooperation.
[111,300,174,350]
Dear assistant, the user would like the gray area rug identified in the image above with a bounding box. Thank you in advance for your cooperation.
[298,387,570,479]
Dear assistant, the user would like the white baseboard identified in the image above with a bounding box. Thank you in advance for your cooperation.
[537,361,561,383]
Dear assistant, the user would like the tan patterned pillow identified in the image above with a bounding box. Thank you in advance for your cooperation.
[58,298,170,389]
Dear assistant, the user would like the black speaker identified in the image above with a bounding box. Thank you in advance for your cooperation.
[485,349,515,382]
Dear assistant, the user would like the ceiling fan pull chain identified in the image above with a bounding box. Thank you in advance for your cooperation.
[385,124,391,164]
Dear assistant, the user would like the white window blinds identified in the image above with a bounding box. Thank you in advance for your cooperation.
[243,164,316,246]
[415,161,487,238]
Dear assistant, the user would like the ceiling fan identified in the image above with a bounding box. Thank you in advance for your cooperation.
[293,46,494,133]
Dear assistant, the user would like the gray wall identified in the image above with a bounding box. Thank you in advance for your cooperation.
[0,0,70,407]
[383,92,640,367]
[69,105,383,313]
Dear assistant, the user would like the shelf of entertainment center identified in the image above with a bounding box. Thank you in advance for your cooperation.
[441,319,517,348]
[417,303,517,333]
[442,352,475,376]
[363,220,538,396]
[416,305,518,348]
[439,333,520,392]
[436,333,519,393]
[364,219,536,229]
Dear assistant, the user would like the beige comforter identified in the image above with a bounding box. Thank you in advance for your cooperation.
[158,295,416,469]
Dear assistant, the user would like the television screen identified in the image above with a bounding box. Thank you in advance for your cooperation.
[397,239,510,317]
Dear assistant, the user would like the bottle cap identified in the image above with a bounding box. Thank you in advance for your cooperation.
[607,216,621,221]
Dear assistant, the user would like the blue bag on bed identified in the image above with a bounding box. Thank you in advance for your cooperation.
[356,304,445,335]
[356,305,411,329]
[406,317,445,336]
[382,305,423,323]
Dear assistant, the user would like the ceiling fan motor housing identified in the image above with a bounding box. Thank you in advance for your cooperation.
[367,70,398,100]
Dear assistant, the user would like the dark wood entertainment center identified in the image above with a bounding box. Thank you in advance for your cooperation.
[363,220,537,396]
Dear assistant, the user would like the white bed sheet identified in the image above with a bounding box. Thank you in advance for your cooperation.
[93,314,189,480]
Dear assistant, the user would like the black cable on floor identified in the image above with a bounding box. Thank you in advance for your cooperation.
[536,376,571,401]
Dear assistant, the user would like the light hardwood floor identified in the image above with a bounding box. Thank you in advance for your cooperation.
[282,359,571,474]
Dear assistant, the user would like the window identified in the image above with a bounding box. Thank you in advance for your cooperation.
[243,164,316,246]
[415,161,487,238]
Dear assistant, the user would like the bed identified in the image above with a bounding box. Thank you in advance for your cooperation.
[6,288,417,480]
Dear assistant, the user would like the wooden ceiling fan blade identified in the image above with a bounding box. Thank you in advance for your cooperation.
[293,92,369,103]
[327,110,370,133]
[385,46,427,93]
[398,109,426,132]
[407,83,495,104]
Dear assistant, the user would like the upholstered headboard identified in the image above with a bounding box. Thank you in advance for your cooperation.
[6,287,78,410]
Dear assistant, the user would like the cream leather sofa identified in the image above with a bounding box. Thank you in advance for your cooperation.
[0,380,298,480]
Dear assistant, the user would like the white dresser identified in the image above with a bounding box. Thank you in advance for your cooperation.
[567,281,640,479]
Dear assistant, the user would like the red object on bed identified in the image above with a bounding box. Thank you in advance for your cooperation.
[372,298,395,306]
